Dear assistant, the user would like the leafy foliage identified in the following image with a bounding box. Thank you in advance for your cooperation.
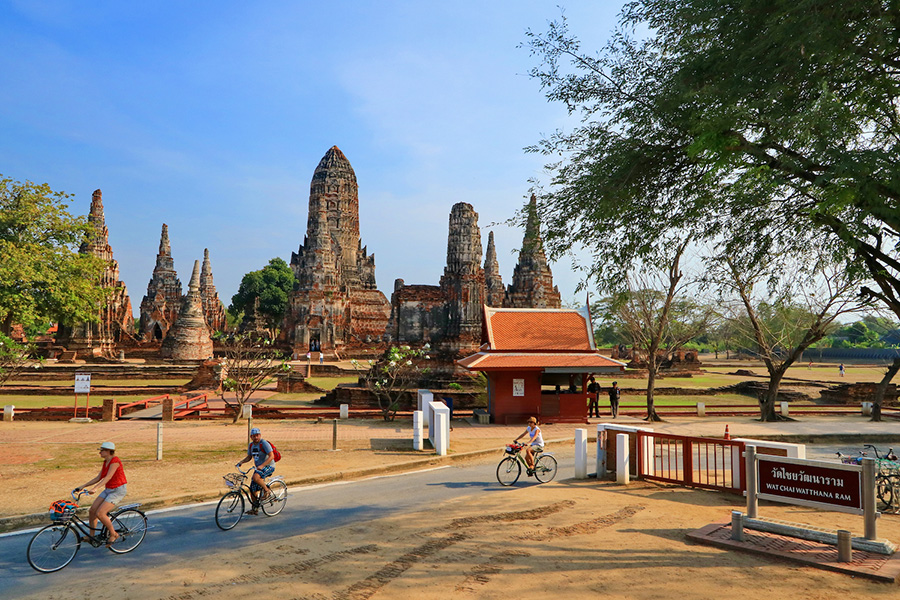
[352,345,430,422]
[0,333,34,388]
[524,2,900,321]
[215,332,291,423]
[0,177,108,335]
[228,258,294,333]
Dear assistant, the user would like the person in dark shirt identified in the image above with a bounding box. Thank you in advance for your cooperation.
[587,376,601,418]
[608,381,621,418]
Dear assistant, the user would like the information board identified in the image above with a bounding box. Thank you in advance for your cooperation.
[74,373,91,394]
[512,378,525,397]
[757,454,862,514]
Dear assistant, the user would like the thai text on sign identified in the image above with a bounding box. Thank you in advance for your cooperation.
[757,455,861,512]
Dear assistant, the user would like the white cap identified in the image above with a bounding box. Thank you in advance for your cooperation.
[100,441,116,451]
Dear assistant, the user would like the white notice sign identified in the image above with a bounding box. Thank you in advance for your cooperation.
[74,373,91,394]
[513,378,525,397]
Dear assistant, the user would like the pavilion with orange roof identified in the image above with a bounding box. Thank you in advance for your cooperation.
[457,305,626,424]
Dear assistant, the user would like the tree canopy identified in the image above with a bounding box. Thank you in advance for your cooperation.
[229,257,295,331]
[525,1,900,320]
[0,177,107,335]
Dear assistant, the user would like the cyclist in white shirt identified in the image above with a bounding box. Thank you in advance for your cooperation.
[514,416,544,476]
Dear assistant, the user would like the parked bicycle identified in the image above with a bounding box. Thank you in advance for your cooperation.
[836,444,899,511]
[215,465,288,530]
[496,442,558,486]
[26,490,148,573]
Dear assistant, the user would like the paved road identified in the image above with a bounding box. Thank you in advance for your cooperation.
[0,450,575,598]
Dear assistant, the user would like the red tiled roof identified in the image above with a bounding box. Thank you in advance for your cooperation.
[486,307,593,351]
[458,352,624,371]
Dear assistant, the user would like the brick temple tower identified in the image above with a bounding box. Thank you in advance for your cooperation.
[161,260,213,360]
[483,231,505,307]
[282,146,390,355]
[199,248,227,334]
[56,189,134,357]
[438,203,486,353]
[139,224,183,341]
[504,194,561,309]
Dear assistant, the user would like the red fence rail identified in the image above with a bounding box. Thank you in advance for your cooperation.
[637,431,746,494]
[117,394,170,419]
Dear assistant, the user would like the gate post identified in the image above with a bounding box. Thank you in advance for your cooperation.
[574,428,588,479]
[616,433,630,485]
[745,445,758,518]
[596,425,607,479]
[862,458,877,541]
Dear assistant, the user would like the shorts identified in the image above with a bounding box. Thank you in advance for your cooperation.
[99,485,127,506]
[251,465,275,491]
[530,445,544,454]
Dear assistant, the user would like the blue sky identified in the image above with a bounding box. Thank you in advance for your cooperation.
[1,1,624,314]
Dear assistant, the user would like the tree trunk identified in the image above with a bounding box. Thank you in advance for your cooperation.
[871,357,900,422]
[644,364,663,422]
[759,370,789,422]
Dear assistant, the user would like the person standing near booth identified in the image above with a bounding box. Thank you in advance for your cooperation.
[587,376,600,418]
[608,381,621,418]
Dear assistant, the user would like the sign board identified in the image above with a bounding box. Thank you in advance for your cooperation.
[74,373,92,394]
[757,454,862,514]
[512,378,525,397]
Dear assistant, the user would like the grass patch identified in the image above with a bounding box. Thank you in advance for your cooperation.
[306,376,357,390]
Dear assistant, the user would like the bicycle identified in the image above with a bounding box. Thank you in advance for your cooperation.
[215,465,288,530]
[26,490,148,573]
[836,445,899,511]
[496,442,558,486]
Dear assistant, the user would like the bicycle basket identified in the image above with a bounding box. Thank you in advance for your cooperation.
[49,499,78,522]
[223,473,245,488]
[505,445,520,454]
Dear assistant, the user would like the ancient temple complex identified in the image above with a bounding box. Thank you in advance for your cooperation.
[281,146,391,355]
[483,231,505,307]
[199,248,227,334]
[388,203,486,357]
[56,189,134,357]
[504,194,561,309]
[139,224,183,342]
[160,260,213,360]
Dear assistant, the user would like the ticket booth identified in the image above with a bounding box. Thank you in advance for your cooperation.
[458,306,625,424]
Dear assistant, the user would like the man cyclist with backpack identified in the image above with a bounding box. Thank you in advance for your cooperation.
[236,427,276,515]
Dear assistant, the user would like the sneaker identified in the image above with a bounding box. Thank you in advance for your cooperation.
[526,469,534,477]
[246,508,258,515]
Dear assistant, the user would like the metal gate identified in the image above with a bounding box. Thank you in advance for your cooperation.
[637,431,746,493]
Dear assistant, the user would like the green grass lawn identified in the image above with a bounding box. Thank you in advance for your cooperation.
[306,376,357,389]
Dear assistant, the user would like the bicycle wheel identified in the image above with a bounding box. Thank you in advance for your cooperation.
[534,454,558,483]
[496,456,521,486]
[261,480,288,516]
[877,475,895,511]
[27,524,81,573]
[107,508,148,554]
[215,491,245,530]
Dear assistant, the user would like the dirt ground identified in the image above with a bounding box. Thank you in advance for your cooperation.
[18,479,900,600]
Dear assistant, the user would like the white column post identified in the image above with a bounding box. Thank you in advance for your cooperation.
[412,410,423,451]
[156,422,163,460]
[339,403,349,419]
[2,405,13,422]
[431,403,449,456]
[696,402,705,417]
[574,428,588,479]
[616,433,630,485]
[780,401,789,417]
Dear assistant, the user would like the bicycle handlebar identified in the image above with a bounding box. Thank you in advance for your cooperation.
[71,489,91,501]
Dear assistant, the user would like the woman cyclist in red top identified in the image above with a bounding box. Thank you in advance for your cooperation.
[75,441,127,545]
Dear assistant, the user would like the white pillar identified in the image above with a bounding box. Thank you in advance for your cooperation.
[339,403,349,419]
[616,433,630,485]
[412,410,423,451]
[696,402,705,417]
[596,424,607,479]
[574,428,588,479]
[156,422,163,460]
[431,402,449,456]
[418,390,434,438]
[862,401,872,416]
[780,401,789,417]
[3,405,13,422]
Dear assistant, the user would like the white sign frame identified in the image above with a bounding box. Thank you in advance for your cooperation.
[74,373,91,394]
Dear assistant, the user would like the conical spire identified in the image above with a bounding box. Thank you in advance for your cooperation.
[199,249,227,333]
[505,194,561,309]
[484,231,505,307]
[159,223,171,256]
[188,259,200,294]
[160,260,213,360]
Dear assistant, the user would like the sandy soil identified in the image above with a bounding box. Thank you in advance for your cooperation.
[20,479,900,600]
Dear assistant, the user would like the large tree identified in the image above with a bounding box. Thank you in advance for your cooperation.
[524,2,900,323]
[229,258,294,334]
[0,177,107,336]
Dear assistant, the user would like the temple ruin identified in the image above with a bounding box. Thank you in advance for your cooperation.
[160,260,214,360]
[199,248,227,334]
[504,194,561,309]
[281,146,391,356]
[56,189,134,357]
[139,224,183,342]
[483,231,505,307]
[388,202,486,357]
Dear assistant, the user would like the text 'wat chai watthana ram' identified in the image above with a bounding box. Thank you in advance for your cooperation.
[53,146,561,365]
